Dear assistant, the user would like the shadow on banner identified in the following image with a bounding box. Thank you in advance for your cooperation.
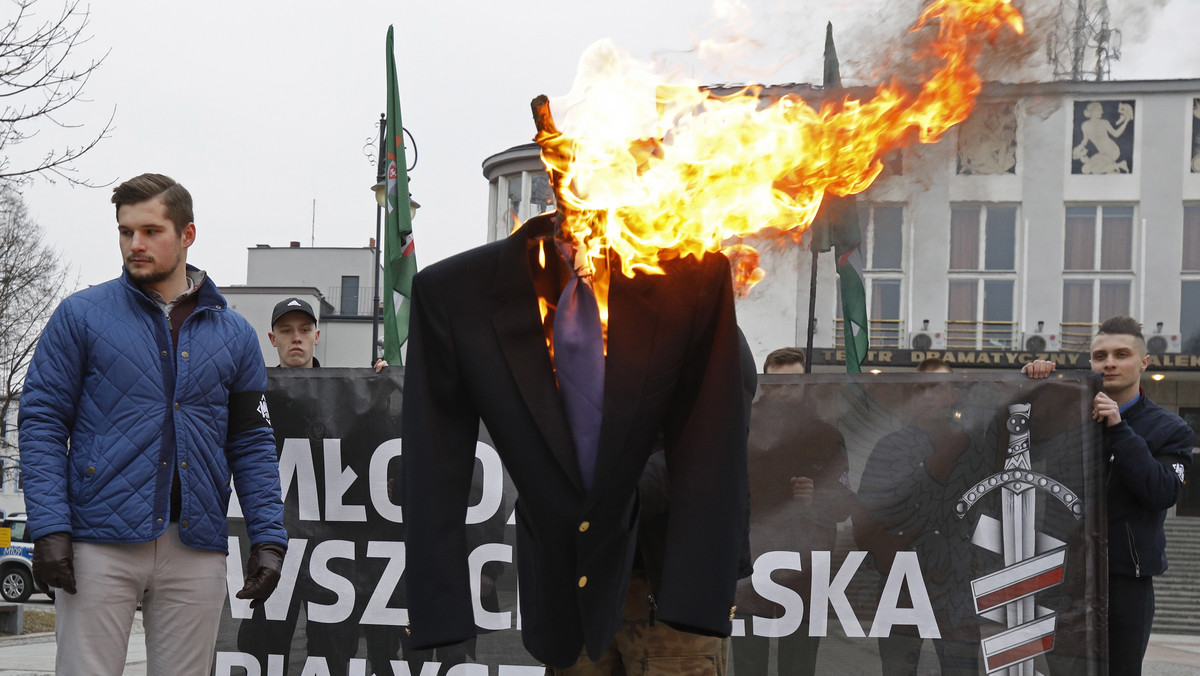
[214,369,1105,676]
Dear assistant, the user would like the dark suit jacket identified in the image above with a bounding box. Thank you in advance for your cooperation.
[401,213,748,667]
[637,328,757,592]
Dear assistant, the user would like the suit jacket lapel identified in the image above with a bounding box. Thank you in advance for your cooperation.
[491,217,585,494]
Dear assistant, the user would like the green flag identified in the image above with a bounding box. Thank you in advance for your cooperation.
[810,22,869,372]
[383,25,416,365]
[838,242,869,373]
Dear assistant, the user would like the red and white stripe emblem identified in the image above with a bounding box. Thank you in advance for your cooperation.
[971,547,1066,614]
[982,615,1057,673]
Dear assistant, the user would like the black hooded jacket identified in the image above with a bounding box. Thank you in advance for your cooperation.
[1104,391,1193,578]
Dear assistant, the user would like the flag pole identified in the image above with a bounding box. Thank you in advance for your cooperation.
[811,21,868,373]
[371,112,386,365]
[806,248,818,364]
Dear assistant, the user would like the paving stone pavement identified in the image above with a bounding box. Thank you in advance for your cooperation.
[0,611,1196,675]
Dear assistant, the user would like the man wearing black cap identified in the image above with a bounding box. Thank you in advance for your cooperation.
[268,297,386,371]
[237,297,388,674]
[269,297,323,368]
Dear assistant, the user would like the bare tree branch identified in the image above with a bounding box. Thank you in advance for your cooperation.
[0,0,112,189]
[0,183,74,488]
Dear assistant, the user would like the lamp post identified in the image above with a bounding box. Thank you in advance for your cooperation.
[371,113,386,365]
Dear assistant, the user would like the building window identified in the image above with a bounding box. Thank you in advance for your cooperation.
[837,204,905,347]
[491,170,556,240]
[947,205,1017,348]
[950,205,1016,271]
[836,277,903,349]
[946,279,1016,349]
[1184,206,1200,272]
[530,172,555,217]
[872,279,901,322]
[1061,205,1134,350]
[1183,281,1200,354]
[865,205,904,270]
[341,276,360,316]
[835,204,906,348]
[490,172,523,239]
[506,174,522,223]
[1064,205,1133,271]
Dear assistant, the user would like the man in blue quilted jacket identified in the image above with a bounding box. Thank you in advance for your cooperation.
[18,173,288,675]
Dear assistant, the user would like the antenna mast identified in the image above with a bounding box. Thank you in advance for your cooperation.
[1047,0,1122,81]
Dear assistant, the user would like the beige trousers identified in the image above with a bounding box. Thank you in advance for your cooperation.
[54,523,227,676]
[548,572,728,676]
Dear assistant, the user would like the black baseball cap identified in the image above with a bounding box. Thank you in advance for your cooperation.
[271,297,317,328]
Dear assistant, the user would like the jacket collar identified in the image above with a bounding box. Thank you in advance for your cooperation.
[121,264,226,312]
[489,213,659,501]
[1121,387,1148,419]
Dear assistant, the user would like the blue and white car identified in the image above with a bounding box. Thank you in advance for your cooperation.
[1,513,48,603]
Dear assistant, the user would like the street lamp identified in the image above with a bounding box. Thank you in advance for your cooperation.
[371,113,386,365]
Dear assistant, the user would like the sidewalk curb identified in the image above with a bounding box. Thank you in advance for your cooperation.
[0,632,54,647]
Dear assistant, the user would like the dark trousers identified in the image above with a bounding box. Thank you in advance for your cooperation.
[1109,574,1155,676]
[875,633,980,676]
[730,629,820,676]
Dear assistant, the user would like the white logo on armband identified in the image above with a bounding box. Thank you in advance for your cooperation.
[1174,463,1186,483]
[258,395,271,425]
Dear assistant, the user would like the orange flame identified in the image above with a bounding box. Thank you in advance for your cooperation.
[534,0,1023,297]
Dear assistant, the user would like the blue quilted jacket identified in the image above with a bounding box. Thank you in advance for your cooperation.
[18,267,287,552]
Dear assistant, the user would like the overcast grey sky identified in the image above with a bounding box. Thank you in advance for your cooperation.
[14,0,1200,290]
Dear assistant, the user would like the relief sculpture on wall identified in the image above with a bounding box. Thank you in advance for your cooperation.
[956,102,1017,175]
[1071,100,1134,174]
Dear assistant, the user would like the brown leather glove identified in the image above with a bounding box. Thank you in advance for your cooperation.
[32,532,77,594]
[236,543,286,608]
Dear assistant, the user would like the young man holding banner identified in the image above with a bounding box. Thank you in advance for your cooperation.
[1023,315,1192,674]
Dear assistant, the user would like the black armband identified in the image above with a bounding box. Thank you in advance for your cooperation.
[229,391,271,435]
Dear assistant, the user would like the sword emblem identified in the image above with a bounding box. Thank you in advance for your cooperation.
[956,403,1083,675]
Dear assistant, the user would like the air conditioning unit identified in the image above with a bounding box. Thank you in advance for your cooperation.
[909,331,946,351]
[1022,332,1059,352]
[1146,334,1182,356]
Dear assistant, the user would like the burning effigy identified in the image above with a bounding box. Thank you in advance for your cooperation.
[532,0,1024,298]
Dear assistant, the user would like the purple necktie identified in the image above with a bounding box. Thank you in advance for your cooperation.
[553,270,604,491]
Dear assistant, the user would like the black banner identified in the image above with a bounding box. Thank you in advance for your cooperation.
[216,369,1104,675]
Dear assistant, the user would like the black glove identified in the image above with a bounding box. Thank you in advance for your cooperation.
[236,543,286,608]
[32,532,77,595]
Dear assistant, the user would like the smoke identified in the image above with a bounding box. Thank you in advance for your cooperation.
[667,0,1061,87]
[1108,0,1173,44]
[1111,0,1200,80]
[829,0,1059,85]
[675,0,1195,88]
[573,0,1196,115]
